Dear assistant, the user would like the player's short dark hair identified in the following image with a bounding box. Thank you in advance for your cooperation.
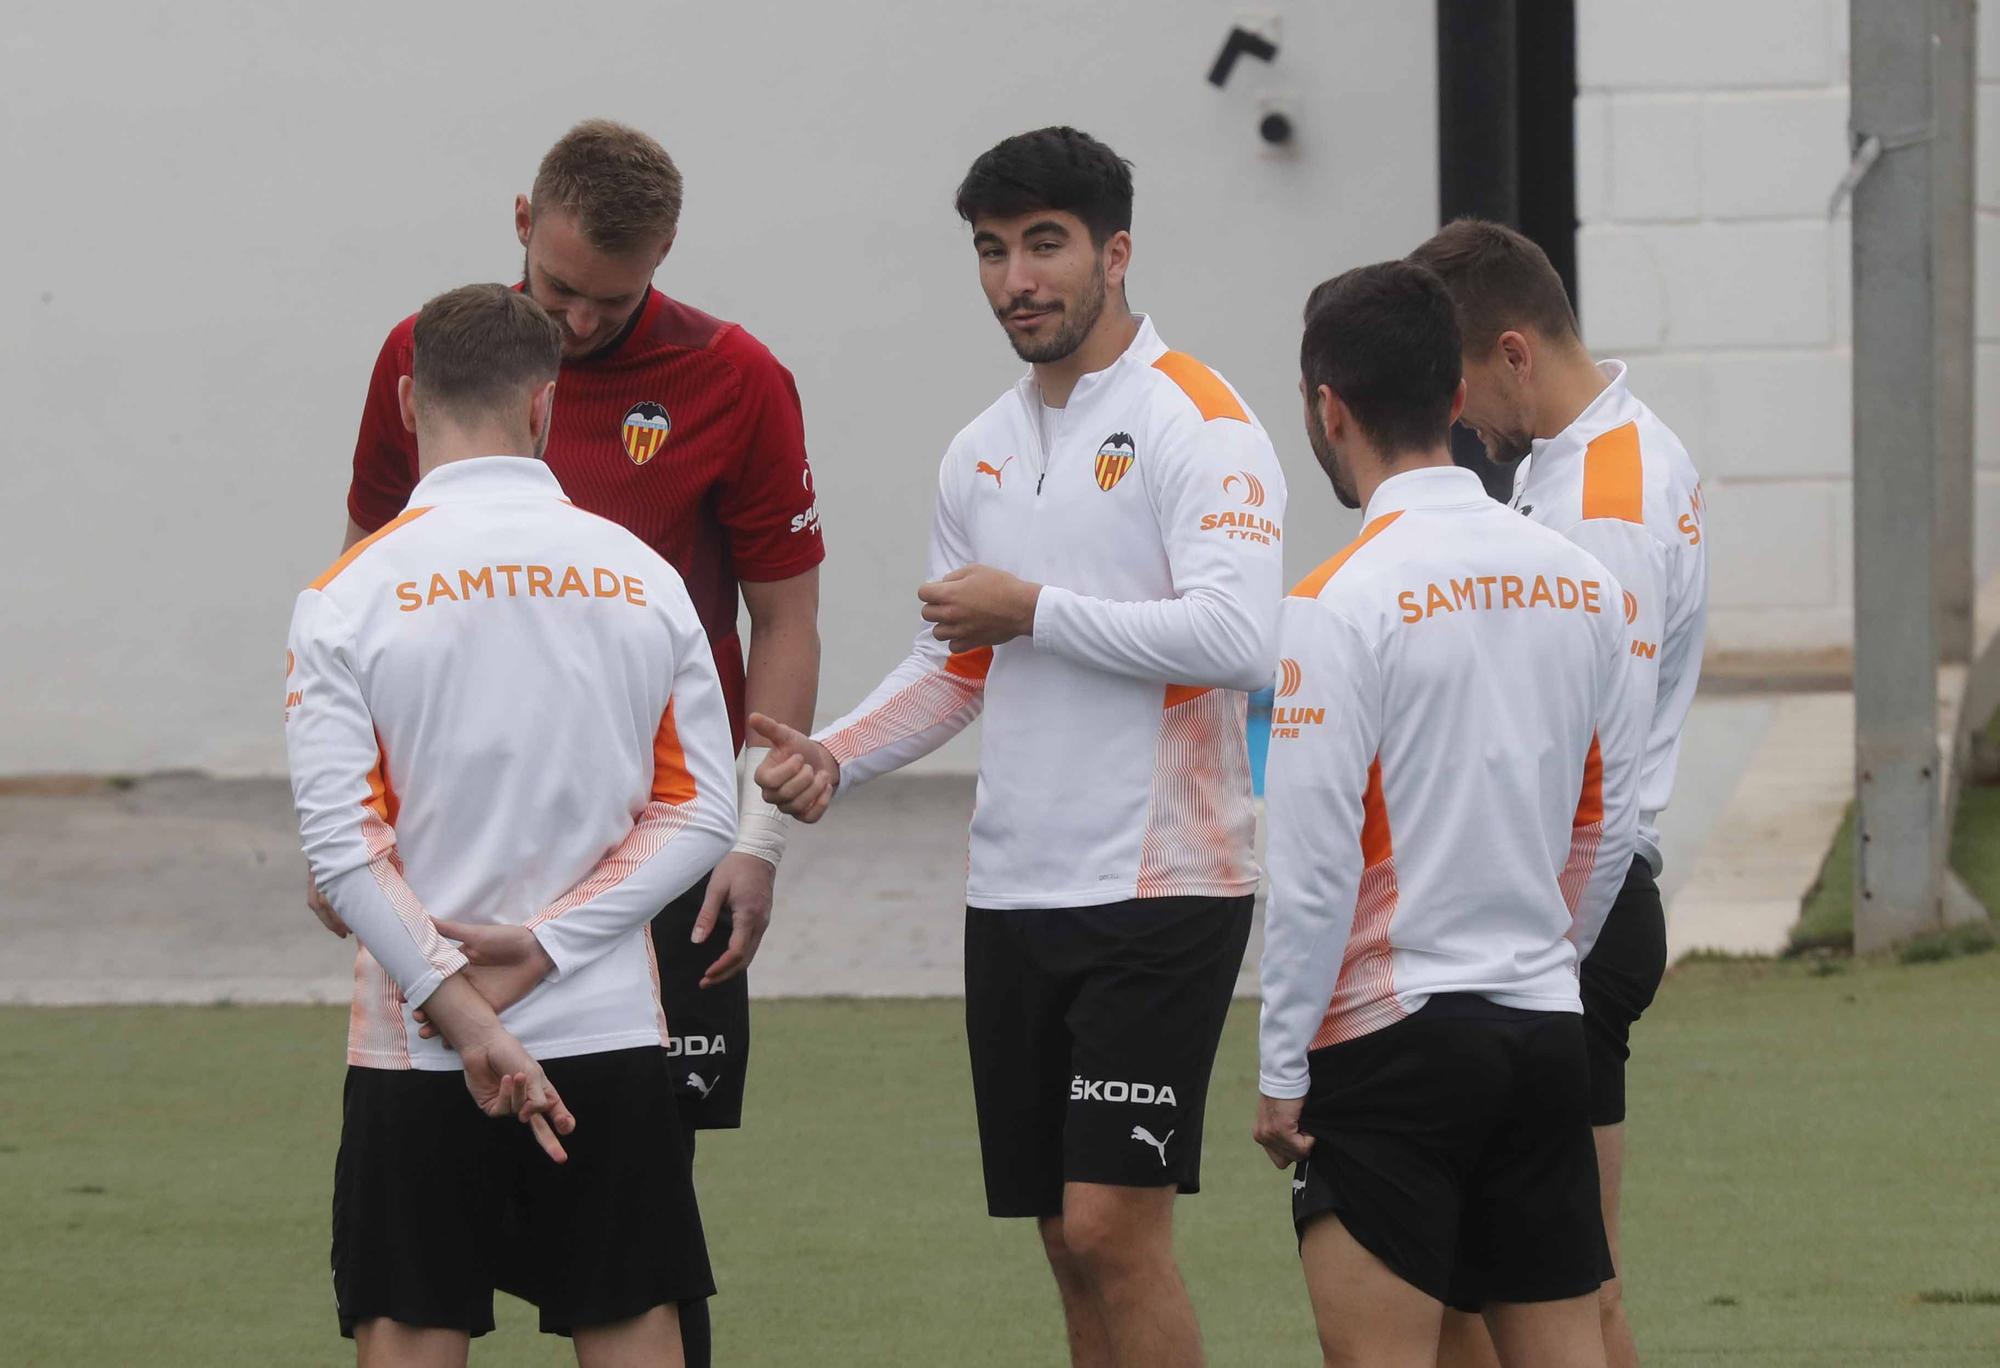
[954,126,1134,245]
[532,119,684,254]
[1407,218,1579,354]
[412,284,561,427]
[1300,261,1462,457]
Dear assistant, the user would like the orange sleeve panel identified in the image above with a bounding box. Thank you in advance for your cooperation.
[651,699,699,805]
[1573,733,1604,828]
[1581,423,1644,524]
[1360,756,1393,867]
[1152,351,1249,424]
[943,646,995,682]
[363,729,400,826]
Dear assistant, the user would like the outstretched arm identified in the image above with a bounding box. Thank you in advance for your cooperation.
[811,453,990,795]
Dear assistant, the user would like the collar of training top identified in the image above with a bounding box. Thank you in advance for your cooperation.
[1013,312,1167,408]
[1362,464,1490,523]
[408,455,564,505]
[1525,359,1635,469]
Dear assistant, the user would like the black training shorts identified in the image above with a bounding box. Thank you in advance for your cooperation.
[650,873,750,1130]
[1579,856,1668,1126]
[332,1047,713,1339]
[1290,993,1610,1311]
[964,893,1253,1218]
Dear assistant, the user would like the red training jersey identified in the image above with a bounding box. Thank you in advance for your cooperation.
[348,288,825,750]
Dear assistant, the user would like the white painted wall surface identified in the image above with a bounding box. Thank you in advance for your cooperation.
[0,1,1436,775]
[1576,0,2000,657]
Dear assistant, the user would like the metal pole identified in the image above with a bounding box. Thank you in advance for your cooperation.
[1437,0,1524,502]
[1851,0,1944,951]
[1933,0,1974,666]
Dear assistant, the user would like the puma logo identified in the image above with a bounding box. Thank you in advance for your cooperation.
[686,1072,719,1100]
[1291,1177,1308,1196]
[1131,1125,1174,1167]
[976,457,1015,488]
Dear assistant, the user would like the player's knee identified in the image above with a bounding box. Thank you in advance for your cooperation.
[1058,1196,1161,1279]
[1038,1216,1082,1276]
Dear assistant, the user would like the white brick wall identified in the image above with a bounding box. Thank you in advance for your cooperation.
[1577,0,2000,654]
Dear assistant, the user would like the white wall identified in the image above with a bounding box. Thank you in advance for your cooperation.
[1576,0,2000,657]
[0,0,1437,776]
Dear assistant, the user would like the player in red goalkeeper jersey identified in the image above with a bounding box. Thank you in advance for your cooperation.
[317,119,824,1368]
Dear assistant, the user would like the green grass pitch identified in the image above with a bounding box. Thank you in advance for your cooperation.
[2,954,1997,1365]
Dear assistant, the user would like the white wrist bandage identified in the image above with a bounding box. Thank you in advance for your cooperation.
[732,746,792,868]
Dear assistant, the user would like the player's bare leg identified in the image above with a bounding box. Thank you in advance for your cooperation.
[353,1319,468,1368]
[1054,1182,1202,1368]
[1299,1211,1442,1368]
[1437,1127,1627,1368]
[1437,1307,1503,1368]
[1483,1294,1607,1368]
[1040,1214,1114,1368]
[573,1304,684,1368]
[1594,1123,1638,1368]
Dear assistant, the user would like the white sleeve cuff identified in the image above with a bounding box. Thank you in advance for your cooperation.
[1030,584,1075,652]
[1258,1070,1310,1100]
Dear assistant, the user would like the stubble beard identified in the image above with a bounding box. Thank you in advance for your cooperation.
[1002,265,1107,365]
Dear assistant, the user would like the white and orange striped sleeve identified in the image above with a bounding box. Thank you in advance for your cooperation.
[1031,398,1286,693]
[814,452,989,793]
[285,589,467,1007]
[528,590,739,981]
[1566,567,1645,958]
[1257,594,1381,1099]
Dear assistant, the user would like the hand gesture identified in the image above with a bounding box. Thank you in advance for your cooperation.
[1252,1093,1315,1169]
[918,564,1041,652]
[747,712,838,824]
[414,922,555,1040]
[459,1028,576,1163]
[691,851,774,987]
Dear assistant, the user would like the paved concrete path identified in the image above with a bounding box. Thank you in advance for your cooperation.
[0,695,1823,1005]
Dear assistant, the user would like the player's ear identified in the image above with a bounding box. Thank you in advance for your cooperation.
[1496,329,1532,382]
[1101,229,1132,291]
[397,375,418,435]
[528,380,557,446]
[1317,384,1344,443]
[655,230,676,267]
[1448,378,1467,428]
[515,195,533,250]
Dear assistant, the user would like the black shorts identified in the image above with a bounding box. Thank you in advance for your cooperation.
[1290,994,1610,1311]
[332,1047,713,1339]
[964,893,1253,1218]
[1579,856,1667,1127]
[650,873,750,1130]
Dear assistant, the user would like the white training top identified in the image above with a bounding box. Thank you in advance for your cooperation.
[816,316,1287,909]
[1512,361,1708,874]
[1258,465,1645,1099]
[285,457,738,1070]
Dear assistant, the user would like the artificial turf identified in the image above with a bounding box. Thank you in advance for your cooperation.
[2,954,1997,1365]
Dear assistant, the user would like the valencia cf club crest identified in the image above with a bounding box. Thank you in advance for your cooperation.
[621,401,672,466]
[1095,432,1136,491]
